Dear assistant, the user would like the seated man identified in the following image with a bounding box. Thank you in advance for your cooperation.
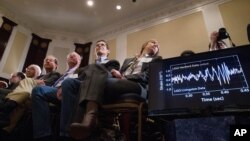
[0,64,41,127]
[0,55,60,130]
[70,39,162,140]
[31,51,81,141]
[0,72,26,101]
[31,40,119,141]
[0,81,8,89]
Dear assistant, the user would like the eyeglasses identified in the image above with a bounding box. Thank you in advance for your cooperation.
[96,43,106,47]
[26,67,35,71]
[11,75,18,78]
[44,58,55,62]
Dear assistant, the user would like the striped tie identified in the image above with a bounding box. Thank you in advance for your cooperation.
[53,70,70,87]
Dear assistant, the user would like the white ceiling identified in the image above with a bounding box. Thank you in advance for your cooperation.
[0,0,218,40]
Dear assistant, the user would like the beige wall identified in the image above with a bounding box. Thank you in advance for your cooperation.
[219,0,250,46]
[52,47,70,73]
[106,39,116,60]
[3,31,27,73]
[127,12,209,59]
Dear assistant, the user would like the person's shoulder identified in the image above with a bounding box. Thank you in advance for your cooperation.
[0,80,8,88]
[51,71,61,76]
[104,59,120,70]
[123,57,135,63]
[107,59,120,64]
[152,56,162,61]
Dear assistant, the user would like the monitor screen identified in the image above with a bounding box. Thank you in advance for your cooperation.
[148,44,250,116]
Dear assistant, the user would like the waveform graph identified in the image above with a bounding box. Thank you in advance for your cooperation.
[169,55,249,96]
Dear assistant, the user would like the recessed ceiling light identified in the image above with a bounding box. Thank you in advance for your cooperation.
[87,0,94,7]
[116,5,122,10]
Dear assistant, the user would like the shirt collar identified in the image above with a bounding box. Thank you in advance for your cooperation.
[96,56,108,63]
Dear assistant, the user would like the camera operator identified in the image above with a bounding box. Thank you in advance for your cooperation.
[209,28,235,51]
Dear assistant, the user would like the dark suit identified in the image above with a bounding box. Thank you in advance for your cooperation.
[0,83,19,101]
[120,56,162,88]
[77,56,162,105]
[77,59,120,106]
[41,59,120,136]
[37,71,61,86]
[104,56,162,101]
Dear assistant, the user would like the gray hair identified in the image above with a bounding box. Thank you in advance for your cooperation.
[29,64,42,77]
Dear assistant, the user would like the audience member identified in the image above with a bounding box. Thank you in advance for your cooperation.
[0,72,26,101]
[0,55,60,131]
[0,64,41,127]
[70,39,162,140]
[31,51,81,141]
[31,40,119,141]
[0,56,60,135]
[180,50,195,57]
[209,31,228,51]
[209,28,235,51]
[0,81,8,89]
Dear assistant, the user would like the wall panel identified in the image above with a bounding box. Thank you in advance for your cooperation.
[3,31,27,73]
[127,12,209,59]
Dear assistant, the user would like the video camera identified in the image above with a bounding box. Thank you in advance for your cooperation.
[217,28,230,40]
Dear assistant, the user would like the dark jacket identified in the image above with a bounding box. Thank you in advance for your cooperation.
[77,59,120,81]
[120,56,162,88]
[37,71,61,86]
[77,59,120,106]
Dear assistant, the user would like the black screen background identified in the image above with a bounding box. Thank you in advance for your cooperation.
[148,45,250,116]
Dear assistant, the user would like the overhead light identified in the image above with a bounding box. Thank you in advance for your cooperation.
[86,0,94,7]
[116,5,122,10]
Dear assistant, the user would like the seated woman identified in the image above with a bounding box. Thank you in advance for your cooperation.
[70,39,162,140]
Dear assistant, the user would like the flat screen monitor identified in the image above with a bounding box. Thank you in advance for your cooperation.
[148,44,250,117]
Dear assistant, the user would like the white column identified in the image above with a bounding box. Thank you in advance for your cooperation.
[116,34,127,64]
[202,3,225,37]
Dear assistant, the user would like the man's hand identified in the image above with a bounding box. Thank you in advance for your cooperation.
[56,87,62,101]
[210,31,219,43]
[111,69,123,79]
[35,79,45,86]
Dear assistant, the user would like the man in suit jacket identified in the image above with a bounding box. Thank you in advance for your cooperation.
[70,39,162,140]
[0,72,26,101]
[31,52,81,141]
[32,40,119,140]
[31,41,119,141]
